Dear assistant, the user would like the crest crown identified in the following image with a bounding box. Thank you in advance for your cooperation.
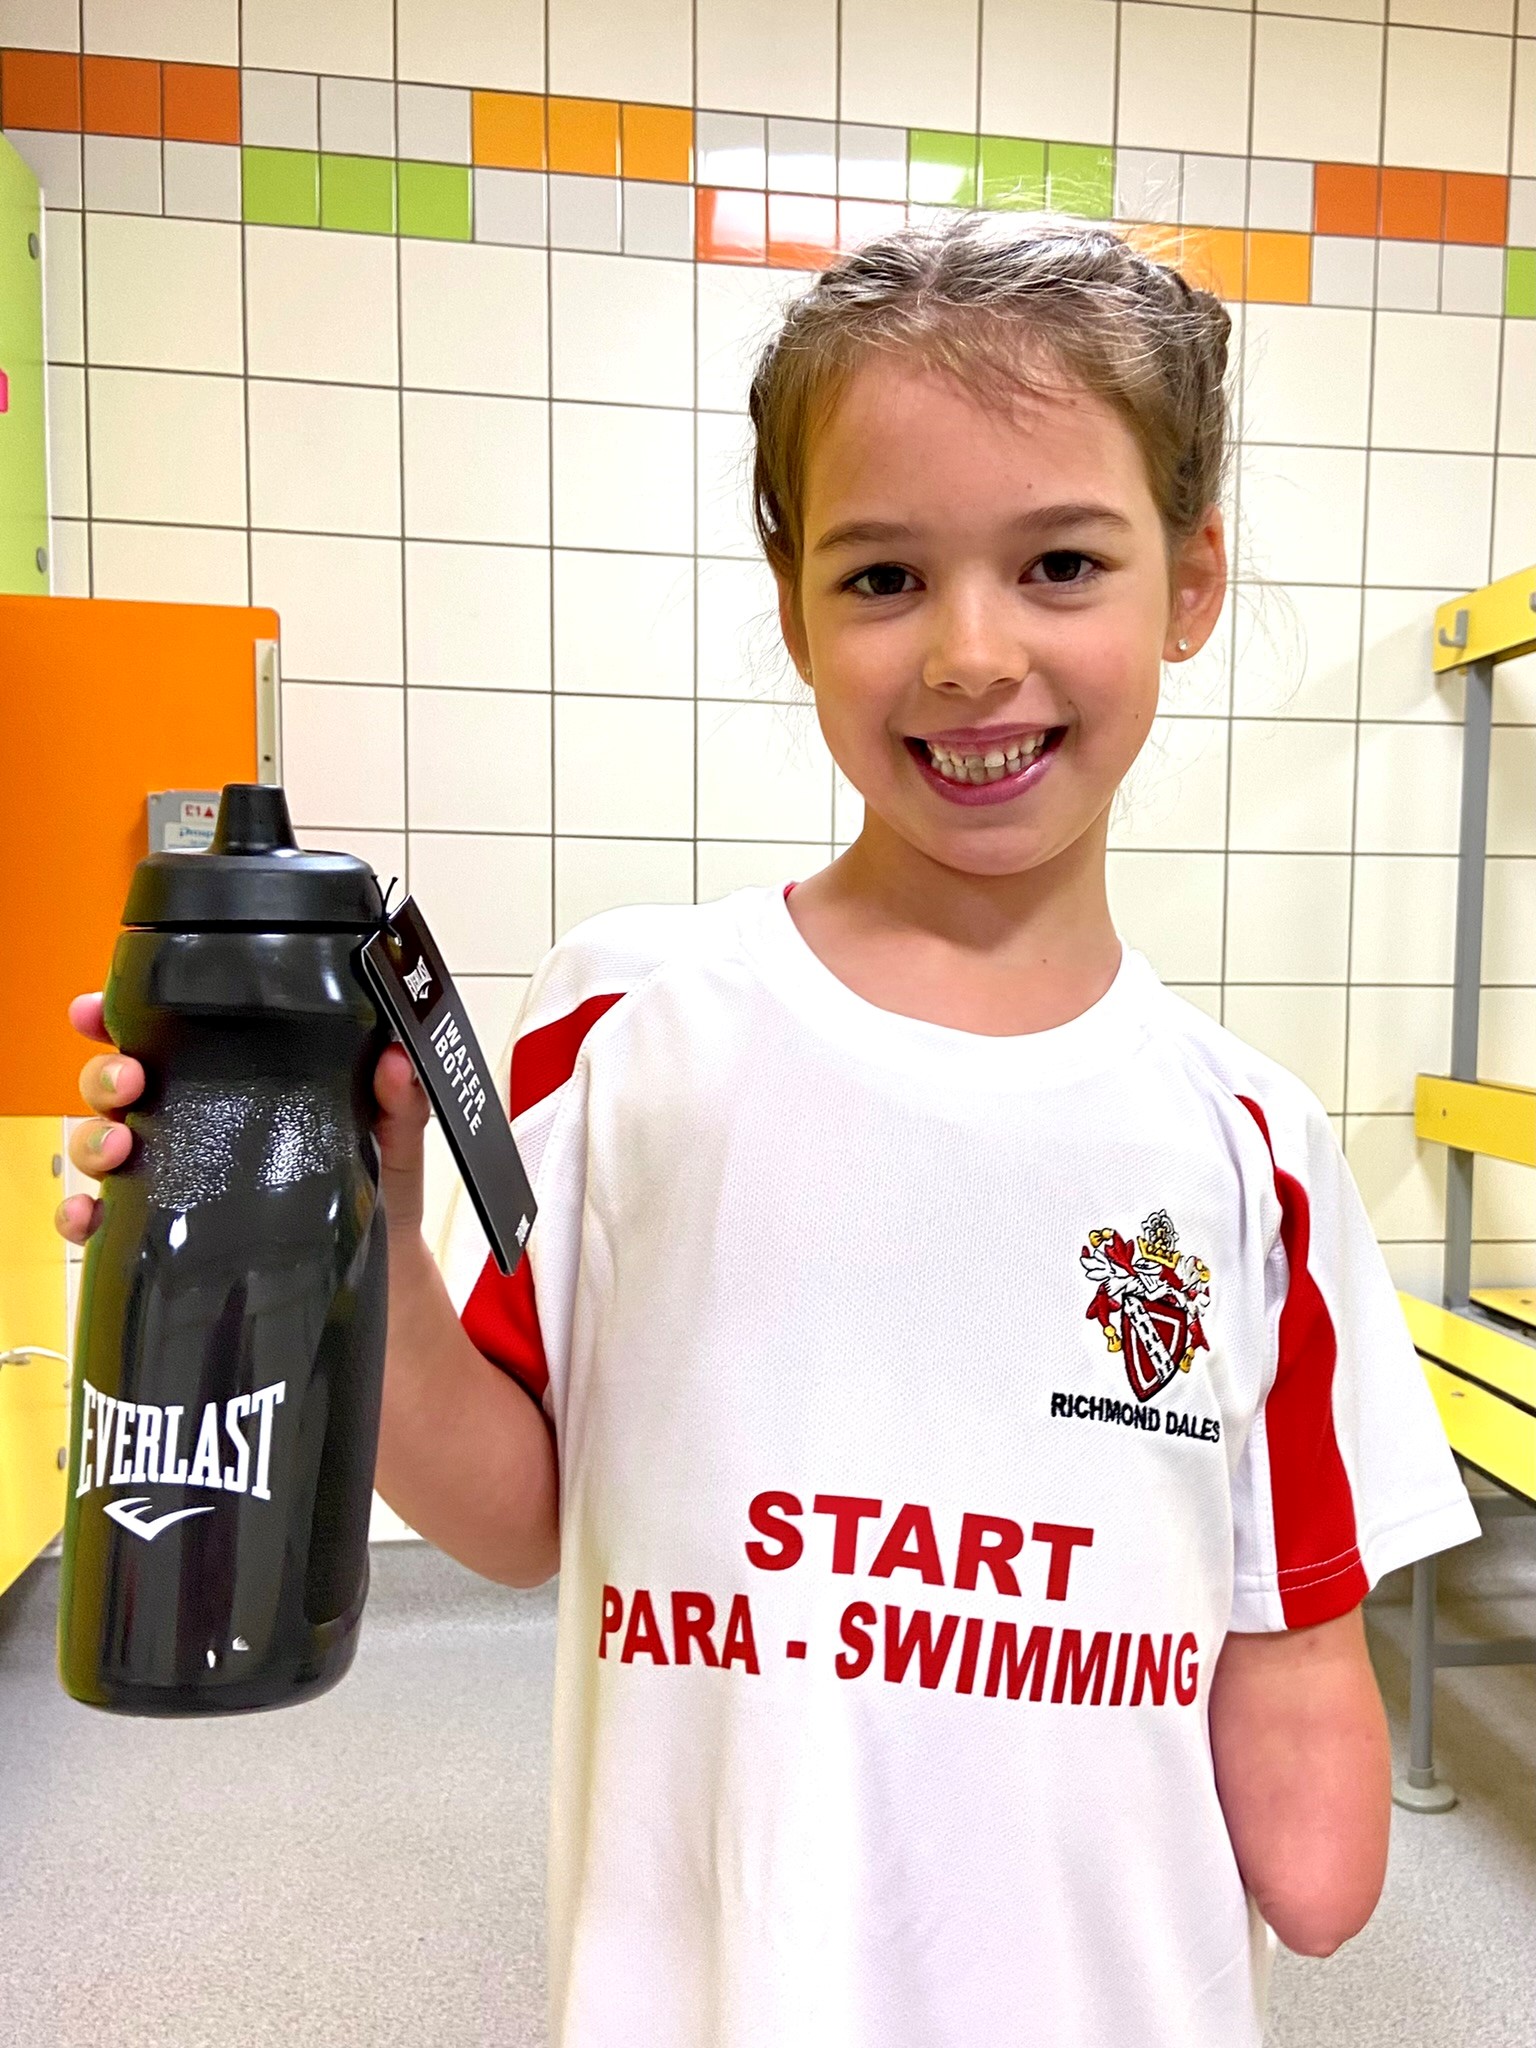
[1138,1209,1179,1266]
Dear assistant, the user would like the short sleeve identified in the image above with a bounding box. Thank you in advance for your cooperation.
[1228,1089,1480,1632]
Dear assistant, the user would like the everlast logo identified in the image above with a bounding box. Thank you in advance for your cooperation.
[76,1377,286,1532]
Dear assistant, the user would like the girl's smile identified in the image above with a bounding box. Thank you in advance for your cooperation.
[903,724,1067,805]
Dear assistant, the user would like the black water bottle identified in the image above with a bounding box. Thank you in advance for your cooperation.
[58,784,392,1715]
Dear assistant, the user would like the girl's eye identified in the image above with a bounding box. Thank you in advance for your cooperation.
[846,562,917,599]
[1032,550,1097,585]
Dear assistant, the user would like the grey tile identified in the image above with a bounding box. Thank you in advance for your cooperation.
[243,69,318,151]
[1181,152,1246,229]
[82,135,161,214]
[768,117,836,196]
[163,141,241,222]
[837,121,906,201]
[1114,147,1180,225]
[1311,235,1376,309]
[398,82,470,164]
[548,173,620,253]
[622,180,693,259]
[1509,176,1536,247]
[1376,238,1440,312]
[6,127,81,208]
[696,111,765,189]
[1248,158,1312,234]
[321,75,394,157]
[474,167,548,246]
[1440,243,1504,317]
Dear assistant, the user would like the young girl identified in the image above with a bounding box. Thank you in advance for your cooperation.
[63,216,1477,2047]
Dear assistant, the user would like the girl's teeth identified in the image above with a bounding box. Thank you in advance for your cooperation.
[926,736,1046,782]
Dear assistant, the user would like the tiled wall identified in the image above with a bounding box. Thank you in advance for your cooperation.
[5,0,1536,1296]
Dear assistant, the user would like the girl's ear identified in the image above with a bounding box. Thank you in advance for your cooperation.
[774,566,812,686]
[1164,505,1229,662]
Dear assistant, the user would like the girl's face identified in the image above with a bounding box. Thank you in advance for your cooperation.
[778,356,1227,882]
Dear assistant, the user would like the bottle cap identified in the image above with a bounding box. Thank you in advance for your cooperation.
[122,784,382,932]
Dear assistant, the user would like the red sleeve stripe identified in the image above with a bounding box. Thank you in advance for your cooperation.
[461,989,625,1402]
[1237,1094,1369,1628]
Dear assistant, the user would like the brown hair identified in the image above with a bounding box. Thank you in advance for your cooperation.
[748,212,1232,589]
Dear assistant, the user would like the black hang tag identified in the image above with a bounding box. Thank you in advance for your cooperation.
[359,895,535,1276]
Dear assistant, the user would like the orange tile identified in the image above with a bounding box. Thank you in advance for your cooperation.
[1119,220,1184,270]
[697,187,766,264]
[0,48,81,131]
[472,90,545,170]
[83,54,161,137]
[1444,171,1507,247]
[1380,166,1443,240]
[1246,230,1310,305]
[1313,162,1378,239]
[1181,226,1245,302]
[768,192,837,269]
[838,198,906,252]
[621,102,690,183]
[162,62,239,144]
[547,95,619,177]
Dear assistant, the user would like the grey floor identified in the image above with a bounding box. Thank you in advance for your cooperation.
[2,1499,1531,2048]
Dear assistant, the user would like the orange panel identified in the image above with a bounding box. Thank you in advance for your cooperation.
[0,594,275,1115]
[621,102,691,183]
[838,198,905,252]
[1181,227,1245,302]
[1120,221,1184,269]
[162,62,240,145]
[1246,229,1310,304]
[0,48,81,131]
[547,96,619,176]
[768,192,837,269]
[1380,166,1443,240]
[1313,162,1378,238]
[82,54,161,138]
[697,186,767,263]
[1444,171,1507,246]
[472,89,546,170]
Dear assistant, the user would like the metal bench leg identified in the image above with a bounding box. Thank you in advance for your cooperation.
[1392,1554,1457,1813]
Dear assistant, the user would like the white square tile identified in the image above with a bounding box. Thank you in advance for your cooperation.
[85,215,241,373]
[1485,858,1536,985]
[555,695,695,836]
[1350,855,1456,983]
[399,0,544,91]
[696,111,766,188]
[1311,236,1375,309]
[1384,24,1513,176]
[1499,323,1536,455]
[320,76,394,157]
[1440,245,1505,318]
[1229,719,1356,852]
[555,837,696,934]
[163,141,241,221]
[1517,40,1536,180]
[1241,304,1371,446]
[1389,1,1512,26]
[242,0,393,77]
[1511,177,1536,246]
[397,83,471,164]
[697,556,794,698]
[1239,445,1368,584]
[42,211,83,363]
[1346,984,1453,1115]
[1119,4,1253,156]
[548,174,621,252]
[1472,1152,1536,1246]
[547,0,690,102]
[840,0,980,131]
[1224,985,1347,1113]
[251,531,404,683]
[551,252,694,407]
[553,550,694,696]
[1345,1114,1445,1243]
[698,700,833,839]
[1110,717,1229,853]
[1252,15,1383,163]
[697,839,827,898]
[697,409,757,559]
[1106,851,1227,982]
[1353,722,1464,854]
[768,118,837,195]
[1371,312,1500,453]
[402,391,550,545]
[402,240,547,397]
[281,680,403,828]
[408,832,552,974]
[979,0,1116,145]
[1114,148,1181,225]
[1359,585,1464,722]
[1230,583,1362,719]
[837,123,907,201]
[409,689,551,832]
[242,69,319,152]
[1247,158,1312,233]
[88,367,246,524]
[245,225,399,385]
[697,0,837,118]
[1374,240,1440,313]
[9,129,82,209]
[1490,728,1536,856]
[406,541,551,692]
[623,182,694,259]
[90,522,250,604]
[1224,853,1352,981]
[1365,451,1494,587]
[0,0,78,48]
[1492,455,1536,580]
[248,378,402,537]
[1480,986,1536,1088]
[1181,154,1247,229]
[697,264,809,412]
[552,402,695,553]
[1497,649,1536,725]
[46,519,90,596]
[82,135,161,214]
[46,364,86,519]
[474,169,547,246]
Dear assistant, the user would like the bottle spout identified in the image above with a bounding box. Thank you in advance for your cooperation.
[212,783,298,856]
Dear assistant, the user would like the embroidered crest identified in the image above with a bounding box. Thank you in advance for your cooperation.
[1081,1209,1211,1403]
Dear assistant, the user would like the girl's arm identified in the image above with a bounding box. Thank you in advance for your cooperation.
[1207,1607,1391,1957]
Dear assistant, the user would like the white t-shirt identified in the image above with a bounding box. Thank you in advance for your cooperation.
[444,882,1476,2048]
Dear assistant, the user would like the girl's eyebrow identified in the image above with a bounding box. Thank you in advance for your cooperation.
[812,503,1133,555]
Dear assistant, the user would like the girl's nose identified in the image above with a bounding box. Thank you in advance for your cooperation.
[921,591,1029,699]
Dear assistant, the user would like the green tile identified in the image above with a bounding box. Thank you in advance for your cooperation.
[1507,248,1536,319]
[979,135,1046,212]
[398,160,471,241]
[908,130,977,208]
[242,146,319,228]
[321,153,396,234]
[1046,142,1114,221]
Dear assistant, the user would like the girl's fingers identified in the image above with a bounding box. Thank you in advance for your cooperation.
[55,1193,104,1245]
[77,1050,144,1116]
[69,993,111,1044]
[67,1118,132,1179]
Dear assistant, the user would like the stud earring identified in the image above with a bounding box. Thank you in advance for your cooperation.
[1176,637,1190,653]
